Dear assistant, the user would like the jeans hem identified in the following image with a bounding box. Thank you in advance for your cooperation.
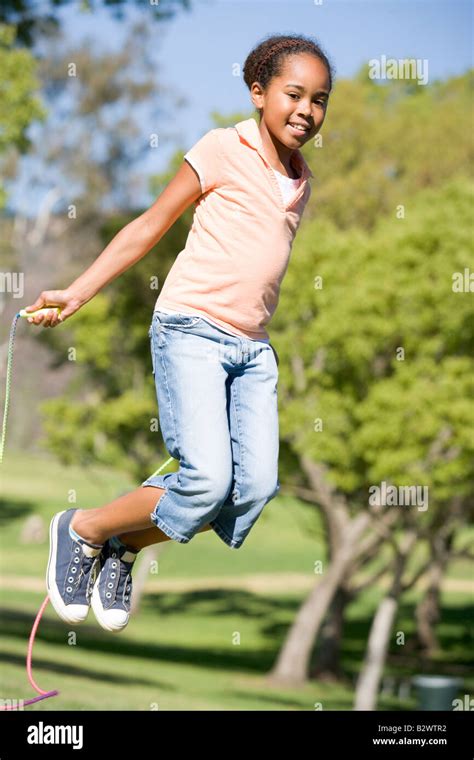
[149,512,192,544]
[142,477,244,548]
[142,480,192,544]
[209,519,244,550]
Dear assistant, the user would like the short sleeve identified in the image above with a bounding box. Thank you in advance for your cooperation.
[184,129,224,194]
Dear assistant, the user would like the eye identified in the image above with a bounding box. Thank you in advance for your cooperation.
[288,93,327,107]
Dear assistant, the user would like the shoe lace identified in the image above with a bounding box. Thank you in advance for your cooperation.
[85,556,100,601]
[110,550,133,606]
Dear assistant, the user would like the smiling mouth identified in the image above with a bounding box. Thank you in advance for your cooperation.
[287,122,310,135]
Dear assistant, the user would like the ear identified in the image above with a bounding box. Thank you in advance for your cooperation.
[250,81,265,112]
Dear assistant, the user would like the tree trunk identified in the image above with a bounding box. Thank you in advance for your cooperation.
[415,554,445,654]
[310,586,351,680]
[354,535,416,710]
[353,594,399,710]
[266,513,370,686]
[416,587,440,654]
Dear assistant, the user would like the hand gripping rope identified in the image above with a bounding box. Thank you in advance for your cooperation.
[0,307,172,709]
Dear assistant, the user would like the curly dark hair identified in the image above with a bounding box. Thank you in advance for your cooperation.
[243,33,335,116]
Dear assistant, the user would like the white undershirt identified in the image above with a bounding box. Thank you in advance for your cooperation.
[272,168,303,205]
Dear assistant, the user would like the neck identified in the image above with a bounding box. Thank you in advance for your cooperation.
[257,118,299,178]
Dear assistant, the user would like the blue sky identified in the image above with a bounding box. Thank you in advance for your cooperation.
[8,0,473,213]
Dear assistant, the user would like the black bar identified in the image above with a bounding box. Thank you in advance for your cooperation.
[0,709,472,757]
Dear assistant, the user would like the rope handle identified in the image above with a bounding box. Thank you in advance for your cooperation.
[18,307,62,318]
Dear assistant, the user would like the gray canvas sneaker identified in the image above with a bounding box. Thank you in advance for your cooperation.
[91,537,138,633]
[46,509,103,624]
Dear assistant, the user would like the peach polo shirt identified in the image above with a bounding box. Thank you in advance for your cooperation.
[154,117,314,342]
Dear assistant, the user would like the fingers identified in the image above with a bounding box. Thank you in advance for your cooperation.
[27,309,62,328]
[44,309,60,328]
[27,314,45,325]
[25,291,60,326]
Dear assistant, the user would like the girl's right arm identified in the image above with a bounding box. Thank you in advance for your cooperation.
[25,160,203,327]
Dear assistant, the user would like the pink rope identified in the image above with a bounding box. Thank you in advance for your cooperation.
[0,315,59,708]
[0,594,59,710]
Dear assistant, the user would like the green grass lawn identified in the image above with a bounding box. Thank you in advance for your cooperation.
[0,586,362,711]
[1,450,472,710]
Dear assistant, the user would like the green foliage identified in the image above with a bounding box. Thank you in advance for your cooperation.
[0,23,46,207]
[0,0,191,48]
[303,69,474,230]
[354,356,473,500]
[275,178,474,513]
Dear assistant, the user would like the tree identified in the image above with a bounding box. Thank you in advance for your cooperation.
[0,0,191,48]
[304,67,474,230]
[354,493,469,709]
[1,20,193,460]
[0,24,45,210]
[266,178,474,687]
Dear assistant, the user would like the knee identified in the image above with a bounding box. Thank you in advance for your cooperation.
[247,475,279,504]
[198,472,233,509]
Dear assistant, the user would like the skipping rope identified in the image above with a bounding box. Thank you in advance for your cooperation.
[0,307,172,709]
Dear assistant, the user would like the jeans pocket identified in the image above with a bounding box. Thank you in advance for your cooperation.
[156,311,203,329]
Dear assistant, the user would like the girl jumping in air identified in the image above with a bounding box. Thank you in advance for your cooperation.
[25,33,333,632]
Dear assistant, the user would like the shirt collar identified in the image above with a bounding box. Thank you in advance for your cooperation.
[234,116,314,181]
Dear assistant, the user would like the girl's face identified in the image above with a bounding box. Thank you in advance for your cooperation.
[252,53,330,149]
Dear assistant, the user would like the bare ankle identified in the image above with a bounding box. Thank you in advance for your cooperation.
[71,510,105,546]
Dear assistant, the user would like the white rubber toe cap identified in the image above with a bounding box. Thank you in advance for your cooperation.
[58,603,89,624]
[91,585,129,632]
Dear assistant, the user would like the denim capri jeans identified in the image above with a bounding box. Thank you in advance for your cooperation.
[141,310,280,549]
